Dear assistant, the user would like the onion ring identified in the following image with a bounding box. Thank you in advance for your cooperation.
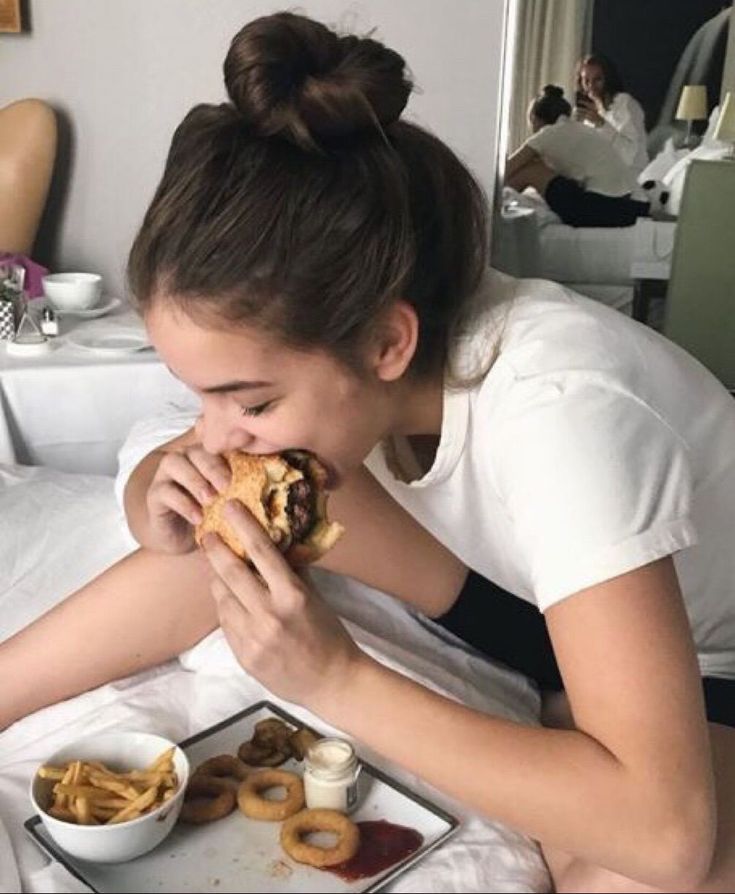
[237,740,289,767]
[280,808,360,867]
[179,775,236,824]
[192,754,250,789]
[237,769,305,821]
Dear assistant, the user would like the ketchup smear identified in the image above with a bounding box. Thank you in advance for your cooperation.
[328,820,424,882]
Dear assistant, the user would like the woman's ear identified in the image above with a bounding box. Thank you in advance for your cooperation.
[368,300,419,383]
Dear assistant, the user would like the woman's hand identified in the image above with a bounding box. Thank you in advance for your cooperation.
[202,499,363,710]
[144,445,231,554]
[573,95,604,127]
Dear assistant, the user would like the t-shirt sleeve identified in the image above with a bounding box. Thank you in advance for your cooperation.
[488,378,697,610]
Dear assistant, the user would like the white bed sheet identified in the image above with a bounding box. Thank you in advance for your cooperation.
[0,463,551,894]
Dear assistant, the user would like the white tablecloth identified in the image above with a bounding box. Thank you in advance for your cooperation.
[0,306,198,475]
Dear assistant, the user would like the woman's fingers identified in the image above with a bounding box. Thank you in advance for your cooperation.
[221,500,301,595]
[157,447,231,507]
[202,530,268,615]
[149,480,204,526]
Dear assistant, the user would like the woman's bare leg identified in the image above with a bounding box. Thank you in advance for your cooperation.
[0,548,218,730]
[506,157,557,194]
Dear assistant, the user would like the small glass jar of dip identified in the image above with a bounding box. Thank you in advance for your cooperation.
[303,737,361,813]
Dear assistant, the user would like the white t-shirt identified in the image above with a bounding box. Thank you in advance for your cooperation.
[367,271,735,679]
[526,116,635,196]
[597,92,649,178]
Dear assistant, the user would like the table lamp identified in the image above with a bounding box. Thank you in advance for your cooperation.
[675,84,707,148]
[713,91,735,159]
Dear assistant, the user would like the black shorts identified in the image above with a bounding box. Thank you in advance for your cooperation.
[545,175,650,228]
[435,571,735,729]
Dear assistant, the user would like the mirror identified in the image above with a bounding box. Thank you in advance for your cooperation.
[491,0,732,322]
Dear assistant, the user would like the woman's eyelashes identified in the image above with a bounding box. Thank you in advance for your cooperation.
[240,400,274,417]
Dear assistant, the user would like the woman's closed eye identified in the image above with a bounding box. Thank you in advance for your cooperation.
[240,400,274,417]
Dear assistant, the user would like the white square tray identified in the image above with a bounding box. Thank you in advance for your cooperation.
[25,700,458,893]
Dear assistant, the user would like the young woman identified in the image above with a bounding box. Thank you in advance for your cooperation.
[3,13,735,892]
[574,53,649,177]
[505,84,651,227]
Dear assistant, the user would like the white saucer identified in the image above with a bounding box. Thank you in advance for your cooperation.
[5,336,53,357]
[48,296,122,318]
[66,331,153,356]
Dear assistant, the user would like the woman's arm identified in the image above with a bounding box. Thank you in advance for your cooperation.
[596,93,646,168]
[303,557,714,887]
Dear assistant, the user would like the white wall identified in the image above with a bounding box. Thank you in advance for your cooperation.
[0,0,507,298]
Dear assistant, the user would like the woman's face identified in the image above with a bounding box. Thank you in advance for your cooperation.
[146,300,398,487]
[580,63,605,100]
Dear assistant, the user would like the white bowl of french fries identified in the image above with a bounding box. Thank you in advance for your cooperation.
[30,731,189,863]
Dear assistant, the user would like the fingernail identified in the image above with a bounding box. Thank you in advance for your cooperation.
[190,508,203,525]
[200,486,216,505]
[201,532,218,549]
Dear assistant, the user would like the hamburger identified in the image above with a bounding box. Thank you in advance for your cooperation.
[194,449,344,565]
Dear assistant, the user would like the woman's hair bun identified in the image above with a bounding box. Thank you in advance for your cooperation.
[541,84,564,99]
[224,11,412,150]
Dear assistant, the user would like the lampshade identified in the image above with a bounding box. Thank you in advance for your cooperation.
[713,92,735,144]
[675,85,707,121]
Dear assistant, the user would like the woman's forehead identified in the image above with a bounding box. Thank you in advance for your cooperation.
[145,300,334,389]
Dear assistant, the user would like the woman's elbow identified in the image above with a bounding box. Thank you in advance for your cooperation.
[648,802,716,889]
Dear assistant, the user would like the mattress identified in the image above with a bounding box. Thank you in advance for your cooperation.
[0,463,551,893]
[537,219,677,289]
[537,223,635,285]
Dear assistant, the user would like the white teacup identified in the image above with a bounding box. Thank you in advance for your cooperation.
[42,272,102,311]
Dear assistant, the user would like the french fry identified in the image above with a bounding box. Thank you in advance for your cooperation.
[75,797,99,825]
[149,747,175,773]
[108,785,158,824]
[36,766,67,781]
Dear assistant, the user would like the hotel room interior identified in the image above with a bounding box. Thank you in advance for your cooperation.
[0,2,734,891]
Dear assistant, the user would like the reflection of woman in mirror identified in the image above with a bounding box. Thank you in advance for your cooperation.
[574,53,649,177]
[505,85,651,227]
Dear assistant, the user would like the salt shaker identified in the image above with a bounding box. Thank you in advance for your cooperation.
[303,737,361,813]
[40,306,59,337]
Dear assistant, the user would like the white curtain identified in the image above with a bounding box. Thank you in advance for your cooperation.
[506,0,593,152]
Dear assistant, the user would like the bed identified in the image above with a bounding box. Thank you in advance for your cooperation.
[493,189,678,316]
[0,461,551,893]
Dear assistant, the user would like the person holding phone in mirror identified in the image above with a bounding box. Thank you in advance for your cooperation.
[504,85,654,227]
[574,53,649,177]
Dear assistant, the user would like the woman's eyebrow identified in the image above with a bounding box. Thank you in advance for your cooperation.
[200,379,274,394]
[165,366,273,394]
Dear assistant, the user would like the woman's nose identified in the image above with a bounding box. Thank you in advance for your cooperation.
[199,410,255,456]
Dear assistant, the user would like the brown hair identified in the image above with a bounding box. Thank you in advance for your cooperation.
[128,11,488,380]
